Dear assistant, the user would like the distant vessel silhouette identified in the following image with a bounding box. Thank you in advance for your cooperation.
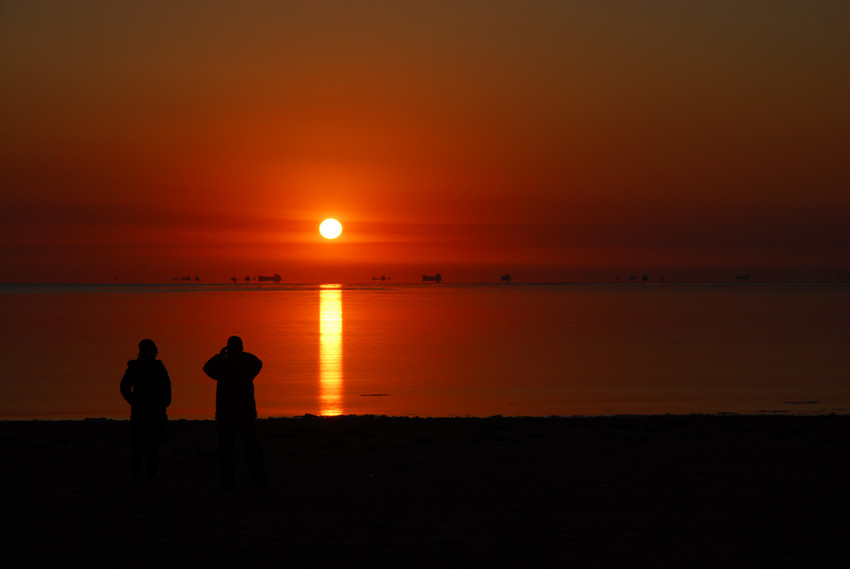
[500,273,511,282]
[257,274,282,283]
[422,273,442,283]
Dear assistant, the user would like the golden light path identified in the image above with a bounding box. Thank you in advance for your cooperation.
[319,284,343,416]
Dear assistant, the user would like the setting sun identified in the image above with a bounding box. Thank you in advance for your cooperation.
[319,218,343,239]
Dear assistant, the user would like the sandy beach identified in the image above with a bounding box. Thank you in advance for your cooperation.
[3,414,850,568]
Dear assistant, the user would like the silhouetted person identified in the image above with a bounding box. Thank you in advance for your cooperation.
[203,336,266,490]
[120,339,171,478]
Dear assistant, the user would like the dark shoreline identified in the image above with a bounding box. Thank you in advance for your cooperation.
[3,414,850,567]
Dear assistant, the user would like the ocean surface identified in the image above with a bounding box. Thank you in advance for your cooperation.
[1,283,848,419]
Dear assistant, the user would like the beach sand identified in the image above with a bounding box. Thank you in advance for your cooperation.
[2,415,850,568]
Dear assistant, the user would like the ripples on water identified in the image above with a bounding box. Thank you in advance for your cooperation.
[1,283,848,419]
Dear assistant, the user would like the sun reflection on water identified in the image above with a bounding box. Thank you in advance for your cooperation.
[319,285,343,416]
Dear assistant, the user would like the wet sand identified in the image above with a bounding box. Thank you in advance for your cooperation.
[2,415,850,568]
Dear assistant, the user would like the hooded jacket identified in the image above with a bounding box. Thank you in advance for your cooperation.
[203,351,263,420]
[120,358,171,418]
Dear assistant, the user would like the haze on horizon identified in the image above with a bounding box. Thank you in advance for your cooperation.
[2,1,849,284]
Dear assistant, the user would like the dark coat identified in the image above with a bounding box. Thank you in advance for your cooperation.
[120,358,171,443]
[203,351,263,421]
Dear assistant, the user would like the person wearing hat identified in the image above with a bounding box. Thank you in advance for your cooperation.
[120,339,172,478]
[203,335,266,490]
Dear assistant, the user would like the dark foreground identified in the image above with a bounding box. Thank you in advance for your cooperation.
[2,415,850,568]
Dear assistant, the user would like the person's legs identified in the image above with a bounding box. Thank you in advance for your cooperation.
[239,420,266,488]
[217,420,236,490]
[130,417,144,477]
[131,442,144,477]
[145,443,160,478]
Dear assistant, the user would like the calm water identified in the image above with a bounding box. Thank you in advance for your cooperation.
[1,283,848,419]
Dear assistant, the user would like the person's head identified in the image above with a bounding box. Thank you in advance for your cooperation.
[138,339,158,359]
[226,336,244,353]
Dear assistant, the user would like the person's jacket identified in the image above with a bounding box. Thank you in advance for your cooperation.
[120,358,171,417]
[203,351,262,420]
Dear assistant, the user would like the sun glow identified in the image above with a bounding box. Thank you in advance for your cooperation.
[319,218,343,239]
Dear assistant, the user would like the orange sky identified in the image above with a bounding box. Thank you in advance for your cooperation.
[2,1,849,283]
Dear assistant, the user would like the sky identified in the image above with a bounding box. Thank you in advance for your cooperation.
[2,1,849,283]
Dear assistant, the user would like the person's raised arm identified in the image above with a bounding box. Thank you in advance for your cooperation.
[203,354,223,381]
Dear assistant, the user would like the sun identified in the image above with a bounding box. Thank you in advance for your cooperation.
[319,218,343,239]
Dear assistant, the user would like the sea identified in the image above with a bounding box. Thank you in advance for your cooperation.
[1,283,848,420]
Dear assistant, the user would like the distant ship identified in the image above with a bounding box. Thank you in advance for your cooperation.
[422,273,442,283]
[257,274,282,283]
[500,273,511,282]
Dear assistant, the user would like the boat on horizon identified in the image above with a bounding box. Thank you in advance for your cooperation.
[257,274,282,283]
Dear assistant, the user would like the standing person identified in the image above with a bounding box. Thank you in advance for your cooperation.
[120,339,171,478]
[203,335,266,491]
